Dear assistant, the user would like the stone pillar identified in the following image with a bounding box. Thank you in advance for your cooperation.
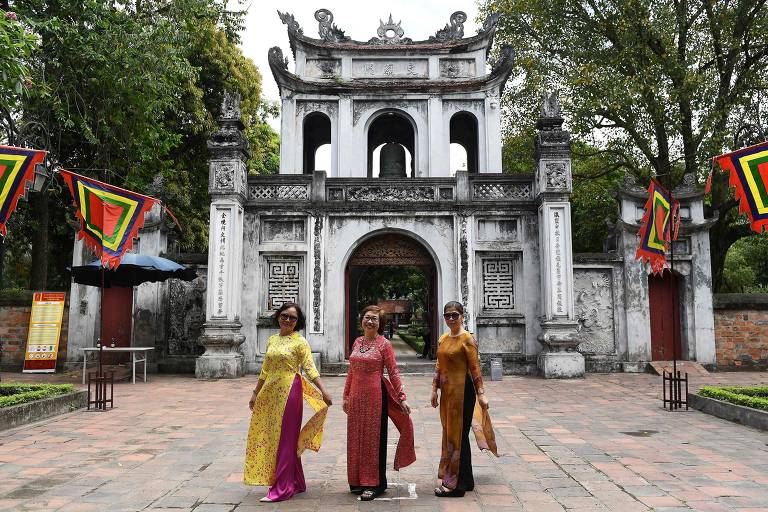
[196,92,250,379]
[534,92,584,378]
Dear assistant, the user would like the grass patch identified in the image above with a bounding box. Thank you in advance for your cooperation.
[0,383,75,408]
[397,330,425,354]
[698,386,768,412]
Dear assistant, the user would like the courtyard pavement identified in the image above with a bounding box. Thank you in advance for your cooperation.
[0,371,767,512]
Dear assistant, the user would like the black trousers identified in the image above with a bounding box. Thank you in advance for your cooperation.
[350,380,388,494]
[455,374,476,492]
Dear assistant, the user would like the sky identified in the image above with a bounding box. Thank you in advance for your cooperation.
[235,0,482,131]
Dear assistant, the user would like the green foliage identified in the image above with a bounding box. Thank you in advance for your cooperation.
[357,266,429,314]
[0,7,38,136]
[721,233,768,292]
[397,330,425,353]
[483,0,768,287]
[0,383,74,408]
[699,386,768,412]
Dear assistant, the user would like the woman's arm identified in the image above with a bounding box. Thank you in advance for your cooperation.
[300,338,332,406]
[430,352,441,408]
[312,376,333,406]
[464,335,489,409]
[248,378,265,411]
[382,340,410,414]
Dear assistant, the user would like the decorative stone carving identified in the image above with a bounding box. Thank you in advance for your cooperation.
[315,9,350,43]
[167,273,206,356]
[472,182,533,200]
[221,92,241,119]
[296,100,338,117]
[545,162,568,190]
[541,90,563,119]
[443,99,483,113]
[623,173,647,193]
[440,59,475,78]
[481,257,515,311]
[430,11,466,42]
[368,14,412,45]
[459,215,470,326]
[327,188,344,201]
[249,184,309,201]
[350,234,432,266]
[312,216,323,332]
[674,173,698,194]
[268,46,289,71]
[485,89,500,110]
[574,269,616,354]
[261,218,305,242]
[213,164,234,190]
[278,11,302,36]
[480,12,501,33]
[267,258,301,310]
[351,59,428,80]
[490,45,515,74]
[352,100,427,125]
[477,218,518,242]
[439,187,454,200]
[347,186,434,202]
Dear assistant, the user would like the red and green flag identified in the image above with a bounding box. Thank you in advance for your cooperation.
[636,178,680,275]
[60,170,161,268]
[0,145,46,237]
[715,141,768,232]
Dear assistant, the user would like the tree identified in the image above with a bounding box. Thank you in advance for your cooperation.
[2,0,279,289]
[483,0,768,289]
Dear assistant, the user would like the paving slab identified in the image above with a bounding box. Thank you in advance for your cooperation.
[0,371,767,511]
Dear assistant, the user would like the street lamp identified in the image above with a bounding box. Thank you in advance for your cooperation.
[32,162,52,193]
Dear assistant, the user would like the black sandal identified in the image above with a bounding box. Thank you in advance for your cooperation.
[360,489,379,501]
[434,485,465,498]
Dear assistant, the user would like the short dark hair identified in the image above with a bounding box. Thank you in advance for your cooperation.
[443,301,465,314]
[360,305,386,335]
[272,302,306,331]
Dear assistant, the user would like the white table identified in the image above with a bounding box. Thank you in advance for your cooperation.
[81,347,154,384]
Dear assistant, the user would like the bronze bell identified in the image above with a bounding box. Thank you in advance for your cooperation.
[379,142,406,178]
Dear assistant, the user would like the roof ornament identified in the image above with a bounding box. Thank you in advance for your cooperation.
[489,45,515,73]
[430,11,467,42]
[277,10,303,36]
[541,91,563,119]
[368,14,412,45]
[479,12,501,33]
[315,9,350,43]
[268,46,289,71]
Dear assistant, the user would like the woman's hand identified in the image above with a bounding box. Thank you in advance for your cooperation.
[322,391,333,406]
[400,400,411,415]
[248,391,258,411]
[478,393,489,410]
[430,390,439,408]
[342,399,349,414]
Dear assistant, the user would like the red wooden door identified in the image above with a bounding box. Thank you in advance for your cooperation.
[649,272,681,360]
[101,286,133,363]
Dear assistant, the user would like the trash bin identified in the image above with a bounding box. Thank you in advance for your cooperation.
[490,357,503,381]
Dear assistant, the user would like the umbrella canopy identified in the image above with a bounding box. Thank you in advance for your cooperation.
[69,253,197,287]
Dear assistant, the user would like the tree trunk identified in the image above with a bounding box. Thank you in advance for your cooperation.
[29,192,49,290]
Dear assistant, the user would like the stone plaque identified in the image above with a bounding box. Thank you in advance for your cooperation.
[550,208,567,316]
[261,218,306,242]
[477,218,518,242]
[480,256,516,312]
[351,59,428,79]
[439,58,476,78]
[212,207,231,318]
[477,324,524,354]
[167,271,206,356]
[574,269,616,354]
[266,257,301,310]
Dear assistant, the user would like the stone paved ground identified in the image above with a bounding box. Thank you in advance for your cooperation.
[1,371,767,512]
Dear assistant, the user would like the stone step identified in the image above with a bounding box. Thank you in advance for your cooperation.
[321,360,436,376]
[648,360,709,376]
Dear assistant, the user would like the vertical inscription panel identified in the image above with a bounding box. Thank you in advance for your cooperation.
[266,257,301,310]
[211,206,231,319]
[549,206,567,316]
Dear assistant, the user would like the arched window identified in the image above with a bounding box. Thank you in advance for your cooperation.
[449,112,478,173]
[367,112,416,178]
[449,143,468,176]
[303,112,331,174]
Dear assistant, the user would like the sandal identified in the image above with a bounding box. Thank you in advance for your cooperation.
[434,485,465,498]
[360,489,378,501]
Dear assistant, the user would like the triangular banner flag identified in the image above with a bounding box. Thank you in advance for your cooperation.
[636,178,680,275]
[60,170,160,268]
[715,140,768,232]
[0,145,47,237]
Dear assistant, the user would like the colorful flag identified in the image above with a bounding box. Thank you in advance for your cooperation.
[60,170,160,268]
[636,178,680,275]
[0,145,47,237]
[715,140,768,232]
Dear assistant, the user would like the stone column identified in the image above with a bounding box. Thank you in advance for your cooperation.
[196,92,249,379]
[534,92,584,378]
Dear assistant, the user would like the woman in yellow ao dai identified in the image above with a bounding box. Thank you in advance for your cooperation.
[244,303,332,502]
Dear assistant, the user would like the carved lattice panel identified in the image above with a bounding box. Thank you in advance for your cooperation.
[472,183,533,200]
[349,234,433,266]
[267,259,301,310]
[481,258,515,310]
[249,185,309,201]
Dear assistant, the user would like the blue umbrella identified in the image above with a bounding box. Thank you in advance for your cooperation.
[69,253,197,287]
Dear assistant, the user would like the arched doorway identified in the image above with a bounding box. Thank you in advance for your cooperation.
[367,112,416,177]
[345,233,438,359]
[649,271,683,360]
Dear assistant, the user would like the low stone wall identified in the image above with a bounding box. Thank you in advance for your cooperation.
[689,393,768,431]
[0,292,70,372]
[0,390,87,431]
[714,294,768,370]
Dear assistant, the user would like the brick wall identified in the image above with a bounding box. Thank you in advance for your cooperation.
[0,293,70,372]
[714,294,768,370]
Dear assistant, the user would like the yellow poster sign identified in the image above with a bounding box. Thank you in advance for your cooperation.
[23,292,66,373]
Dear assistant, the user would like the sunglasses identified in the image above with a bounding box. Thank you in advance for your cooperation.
[443,312,461,320]
[279,313,298,322]
[363,315,380,322]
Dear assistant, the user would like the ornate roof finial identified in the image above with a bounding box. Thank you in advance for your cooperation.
[268,47,289,72]
[277,10,302,36]
[315,9,350,43]
[368,14,412,45]
[220,91,241,120]
[480,12,501,33]
[430,11,466,42]
[541,91,563,119]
